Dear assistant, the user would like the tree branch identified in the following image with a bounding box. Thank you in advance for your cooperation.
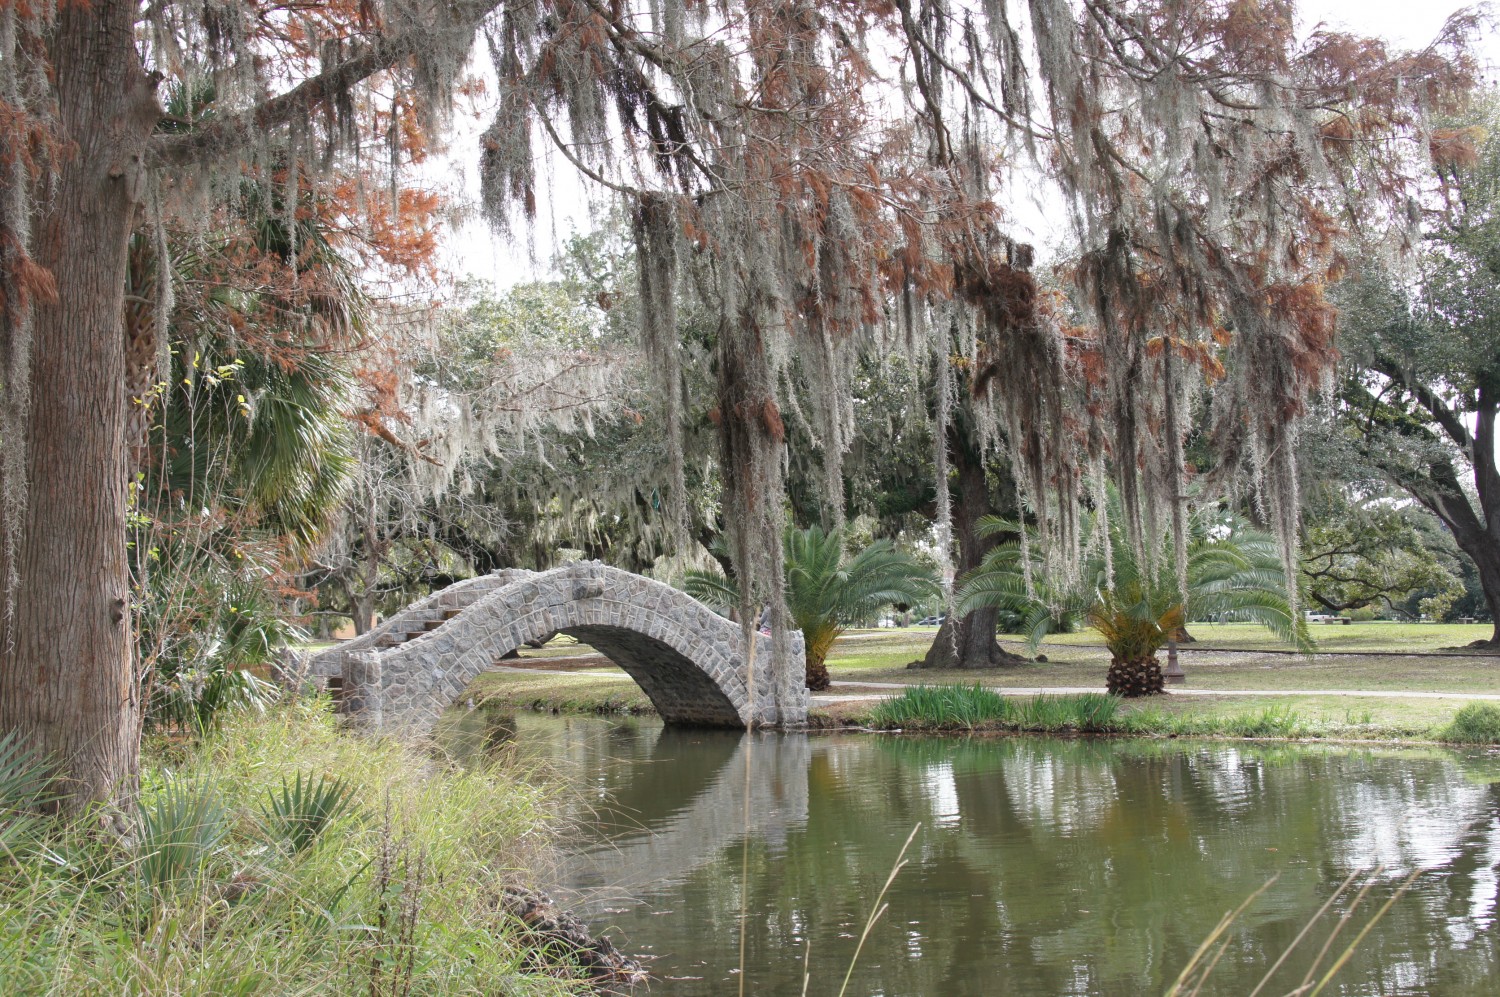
[149,1,503,167]
[1371,353,1475,452]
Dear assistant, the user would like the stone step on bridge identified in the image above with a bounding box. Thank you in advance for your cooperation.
[307,562,808,733]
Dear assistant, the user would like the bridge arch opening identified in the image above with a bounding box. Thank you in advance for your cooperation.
[552,624,744,727]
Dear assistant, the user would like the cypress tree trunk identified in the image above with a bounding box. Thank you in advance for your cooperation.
[912,424,1026,670]
[350,596,377,637]
[0,2,158,808]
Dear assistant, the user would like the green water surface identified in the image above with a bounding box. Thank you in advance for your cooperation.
[446,712,1500,995]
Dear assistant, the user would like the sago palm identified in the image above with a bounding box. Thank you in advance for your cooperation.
[685,525,937,691]
[958,496,1311,696]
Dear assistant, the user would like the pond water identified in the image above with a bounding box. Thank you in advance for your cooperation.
[442,711,1500,996]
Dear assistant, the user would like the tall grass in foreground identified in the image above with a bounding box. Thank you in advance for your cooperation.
[1168,867,1420,997]
[0,701,592,995]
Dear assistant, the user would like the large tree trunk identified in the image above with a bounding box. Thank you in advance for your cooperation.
[350,595,377,637]
[0,3,157,808]
[1403,426,1500,649]
[912,424,1026,670]
[1365,366,1500,648]
[1470,390,1500,646]
[1467,541,1500,648]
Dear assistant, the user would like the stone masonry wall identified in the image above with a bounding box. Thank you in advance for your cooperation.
[308,569,534,678]
[337,561,807,733]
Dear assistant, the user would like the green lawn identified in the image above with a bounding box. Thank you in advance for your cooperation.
[810,689,1472,740]
[458,626,1500,743]
[1049,619,1493,652]
[466,668,652,715]
[845,619,1494,653]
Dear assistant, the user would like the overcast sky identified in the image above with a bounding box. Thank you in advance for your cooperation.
[434,1,1498,289]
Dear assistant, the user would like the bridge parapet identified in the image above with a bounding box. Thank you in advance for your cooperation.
[309,568,535,679]
[315,561,807,732]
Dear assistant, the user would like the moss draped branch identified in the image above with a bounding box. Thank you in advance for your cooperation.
[149,0,505,168]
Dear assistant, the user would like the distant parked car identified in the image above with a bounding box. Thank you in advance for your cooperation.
[917,615,946,626]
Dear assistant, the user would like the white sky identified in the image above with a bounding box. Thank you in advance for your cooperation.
[431,1,1499,289]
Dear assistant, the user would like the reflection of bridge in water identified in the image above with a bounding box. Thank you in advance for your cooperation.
[554,724,811,914]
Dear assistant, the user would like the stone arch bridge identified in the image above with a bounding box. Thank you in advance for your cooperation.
[307,562,807,732]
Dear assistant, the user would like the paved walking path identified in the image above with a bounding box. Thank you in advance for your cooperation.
[492,663,1500,702]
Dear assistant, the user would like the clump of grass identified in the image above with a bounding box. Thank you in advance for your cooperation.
[867,684,1013,730]
[867,686,1122,734]
[1221,704,1306,739]
[0,701,597,994]
[1117,703,1312,739]
[1015,693,1120,732]
[1116,704,1181,736]
[1439,703,1500,744]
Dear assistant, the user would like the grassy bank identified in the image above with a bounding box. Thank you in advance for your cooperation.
[823,686,1500,743]
[469,656,1500,744]
[0,702,623,995]
[471,669,656,717]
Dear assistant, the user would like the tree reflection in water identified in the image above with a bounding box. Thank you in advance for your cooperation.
[447,712,1500,996]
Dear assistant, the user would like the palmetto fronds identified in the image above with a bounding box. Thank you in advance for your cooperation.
[685,525,937,689]
[958,490,1312,668]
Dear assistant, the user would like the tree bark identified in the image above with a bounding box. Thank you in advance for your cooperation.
[1401,422,1500,647]
[1362,364,1500,647]
[0,2,157,808]
[350,595,377,637]
[912,424,1026,670]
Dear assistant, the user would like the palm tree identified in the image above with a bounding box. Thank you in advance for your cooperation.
[958,499,1311,697]
[129,159,361,730]
[685,525,937,691]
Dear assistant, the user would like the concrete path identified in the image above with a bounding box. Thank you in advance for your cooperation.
[491,664,1500,702]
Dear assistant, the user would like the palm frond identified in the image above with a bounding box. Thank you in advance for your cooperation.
[683,569,740,612]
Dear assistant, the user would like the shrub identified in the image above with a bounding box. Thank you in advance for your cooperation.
[1441,703,1500,745]
[259,772,354,854]
[135,777,230,897]
[0,732,54,855]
